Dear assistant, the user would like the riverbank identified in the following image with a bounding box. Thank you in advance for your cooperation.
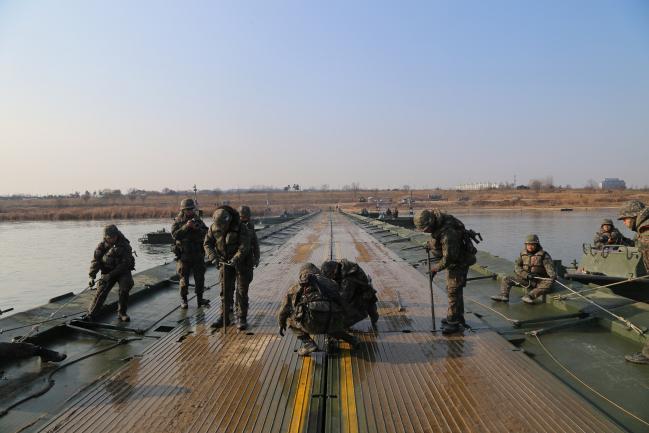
[1,189,647,221]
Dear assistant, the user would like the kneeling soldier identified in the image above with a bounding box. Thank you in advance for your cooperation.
[491,234,556,304]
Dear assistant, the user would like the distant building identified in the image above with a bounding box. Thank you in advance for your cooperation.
[599,178,626,190]
[456,182,503,191]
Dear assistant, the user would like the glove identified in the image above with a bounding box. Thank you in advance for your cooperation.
[254,257,260,268]
[211,259,219,267]
[429,265,438,280]
[186,220,195,229]
[279,324,286,336]
[230,256,240,270]
[88,278,96,288]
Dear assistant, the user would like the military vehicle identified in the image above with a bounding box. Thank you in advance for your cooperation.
[138,228,174,244]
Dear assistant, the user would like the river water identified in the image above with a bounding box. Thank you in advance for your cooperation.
[0,209,631,316]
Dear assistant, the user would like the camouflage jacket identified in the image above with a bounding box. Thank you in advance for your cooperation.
[426,213,477,271]
[337,259,377,306]
[203,212,251,270]
[89,232,135,278]
[244,220,261,267]
[514,249,556,280]
[592,227,633,249]
[634,208,649,251]
[171,211,208,262]
[278,274,345,334]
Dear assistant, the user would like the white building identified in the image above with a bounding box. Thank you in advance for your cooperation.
[456,182,503,191]
[599,178,626,190]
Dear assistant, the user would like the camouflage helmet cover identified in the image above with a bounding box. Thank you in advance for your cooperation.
[524,234,540,244]
[212,208,232,228]
[601,218,614,227]
[180,198,196,210]
[618,200,646,220]
[298,262,320,284]
[239,205,251,219]
[414,209,436,230]
[320,260,340,279]
[103,224,119,238]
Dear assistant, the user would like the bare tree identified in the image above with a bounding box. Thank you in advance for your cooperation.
[529,179,542,192]
[351,182,360,201]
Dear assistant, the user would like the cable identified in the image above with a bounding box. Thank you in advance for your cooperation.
[533,333,649,428]
[465,296,518,323]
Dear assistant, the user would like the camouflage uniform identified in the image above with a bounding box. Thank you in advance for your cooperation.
[321,259,379,327]
[0,342,66,363]
[88,225,135,321]
[414,209,477,333]
[493,235,556,304]
[235,206,260,329]
[618,201,649,364]
[204,206,251,328]
[278,263,356,356]
[592,218,633,249]
[172,199,209,308]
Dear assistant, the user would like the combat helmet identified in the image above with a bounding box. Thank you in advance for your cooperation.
[414,209,436,230]
[239,205,251,220]
[180,198,196,210]
[601,218,614,227]
[298,263,321,284]
[103,224,119,238]
[618,200,646,220]
[212,208,233,229]
[320,260,340,280]
[524,234,540,244]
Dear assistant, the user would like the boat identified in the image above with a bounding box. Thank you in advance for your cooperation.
[138,228,174,244]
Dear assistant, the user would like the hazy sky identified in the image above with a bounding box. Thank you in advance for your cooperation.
[1,1,648,195]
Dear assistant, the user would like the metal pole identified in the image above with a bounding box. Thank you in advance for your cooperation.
[426,247,436,331]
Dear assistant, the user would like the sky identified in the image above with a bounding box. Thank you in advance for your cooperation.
[0,0,648,195]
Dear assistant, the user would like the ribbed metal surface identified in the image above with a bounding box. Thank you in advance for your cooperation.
[40,213,623,433]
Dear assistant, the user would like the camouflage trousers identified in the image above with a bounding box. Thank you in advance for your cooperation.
[287,318,356,346]
[176,259,206,299]
[499,275,553,299]
[445,266,468,324]
[220,266,253,320]
[89,272,133,318]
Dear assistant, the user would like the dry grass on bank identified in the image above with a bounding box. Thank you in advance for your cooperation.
[1,189,648,221]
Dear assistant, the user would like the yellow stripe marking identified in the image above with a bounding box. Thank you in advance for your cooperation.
[289,356,314,433]
[340,342,359,433]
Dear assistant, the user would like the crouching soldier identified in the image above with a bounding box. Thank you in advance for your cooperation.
[414,209,478,334]
[278,263,358,356]
[86,224,135,322]
[593,218,633,249]
[172,198,210,309]
[321,259,379,327]
[204,206,251,330]
[491,234,556,304]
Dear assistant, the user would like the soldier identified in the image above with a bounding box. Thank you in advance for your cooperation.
[414,209,477,334]
[617,200,649,364]
[204,206,251,330]
[234,206,260,330]
[86,225,135,322]
[172,198,210,309]
[278,263,358,356]
[0,342,66,363]
[592,218,633,249]
[491,234,556,304]
[321,259,379,327]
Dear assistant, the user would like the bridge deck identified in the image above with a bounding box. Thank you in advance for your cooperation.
[40,213,623,433]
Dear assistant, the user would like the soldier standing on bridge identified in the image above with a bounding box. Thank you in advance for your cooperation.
[278,263,358,356]
[172,198,210,309]
[592,218,633,249]
[618,200,649,364]
[235,206,260,330]
[414,209,478,335]
[86,224,135,322]
[321,259,379,327]
[491,234,556,305]
[204,206,251,330]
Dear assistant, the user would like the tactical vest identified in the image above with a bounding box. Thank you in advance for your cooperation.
[173,214,207,261]
[294,276,344,334]
[520,250,549,277]
[101,238,135,272]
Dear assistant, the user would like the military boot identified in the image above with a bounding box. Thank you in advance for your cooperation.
[441,320,464,335]
[521,295,536,305]
[118,313,130,322]
[180,296,189,310]
[211,312,234,329]
[625,352,649,364]
[196,294,210,308]
[490,295,509,303]
[297,339,318,356]
[37,347,67,363]
[237,316,248,331]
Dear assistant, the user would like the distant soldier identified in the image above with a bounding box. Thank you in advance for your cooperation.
[278,263,358,356]
[321,259,379,327]
[172,198,210,309]
[86,225,135,322]
[234,205,260,330]
[0,342,66,363]
[414,209,478,334]
[491,234,556,304]
[204,206,251,330]
[393,208,399,218]
[618,200,649,364]
[592,218,633,249]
